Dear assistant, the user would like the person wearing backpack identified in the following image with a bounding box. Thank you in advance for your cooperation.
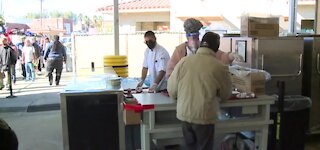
[7,43,18,85]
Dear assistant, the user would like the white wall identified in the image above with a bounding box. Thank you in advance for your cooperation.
[170,0,289,32]
[298,5,316,19]
[73,33,185,77]
[119,12,170,32]
[317,0,320,33]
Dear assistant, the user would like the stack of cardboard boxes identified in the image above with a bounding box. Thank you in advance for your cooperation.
[232,16,278,95]
[231,72,266,96]
[241,16,279,37]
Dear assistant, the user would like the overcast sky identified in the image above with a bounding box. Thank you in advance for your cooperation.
[1,0,116,17]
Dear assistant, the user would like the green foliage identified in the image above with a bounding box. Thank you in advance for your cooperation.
[25,10,76,21]
[26,12,41,19]
[63,11,75,20]
[93,15,103,32]
[49,10,62,18]
[0,14,5,25]
[23,10,105,33]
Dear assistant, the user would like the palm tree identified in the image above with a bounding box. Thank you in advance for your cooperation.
[0,14,5,26]
[77,13,83,24]
[93,15,103,32]
[83,16,91,32]
[63,11,74,20]
[0,14,5,33]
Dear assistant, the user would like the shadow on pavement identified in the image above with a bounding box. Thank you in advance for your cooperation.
[0,91,62,113]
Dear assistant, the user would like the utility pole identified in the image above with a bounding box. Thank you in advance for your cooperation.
[0,0,6,16]
[0,0,3,15]
[114,0,119,55]
[40,0,43,29]
[316,0,319,34]
[288,0,298,34]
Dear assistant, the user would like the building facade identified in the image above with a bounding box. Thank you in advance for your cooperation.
[29,18,73,35]
[98,0,317,33]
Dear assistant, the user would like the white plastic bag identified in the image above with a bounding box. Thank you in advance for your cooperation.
[229,65,271,81]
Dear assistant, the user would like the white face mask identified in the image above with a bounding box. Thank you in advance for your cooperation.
[187,44,198,52]
[187,37,200,52]
[186,46,196,56]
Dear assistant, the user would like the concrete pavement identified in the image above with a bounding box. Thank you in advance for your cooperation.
[1,110,63,150]
[0,71,73,113]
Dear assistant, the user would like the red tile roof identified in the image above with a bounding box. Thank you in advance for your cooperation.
[97,0,170,12]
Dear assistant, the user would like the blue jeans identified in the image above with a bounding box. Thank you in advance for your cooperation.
[25,62,35,81]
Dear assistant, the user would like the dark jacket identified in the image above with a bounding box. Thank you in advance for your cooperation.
[44,41,66,61]
[32,42,41,58]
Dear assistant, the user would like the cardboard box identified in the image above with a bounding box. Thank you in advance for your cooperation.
[301,19,314,30]
[241,16,279,37]
[123,109,141,125]
[123,99,141,125]
[231,72,266,95]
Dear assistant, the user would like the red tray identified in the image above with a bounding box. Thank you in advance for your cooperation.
[123,103,155,112]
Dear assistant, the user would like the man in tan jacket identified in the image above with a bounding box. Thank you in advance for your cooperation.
[166,18,242,77]
[167,32,232,150]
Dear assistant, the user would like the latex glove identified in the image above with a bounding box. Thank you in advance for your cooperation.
[135,80,144,92]
[229,52,244,62]
[148,83,158,93]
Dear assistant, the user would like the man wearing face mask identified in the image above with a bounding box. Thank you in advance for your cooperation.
[136,31,170,93]
[166,18,243,77]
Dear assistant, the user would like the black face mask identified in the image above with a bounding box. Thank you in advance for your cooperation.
[146,40,156,50]
[4,45,9,49]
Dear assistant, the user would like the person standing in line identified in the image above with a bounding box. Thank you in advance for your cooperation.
[44,35,66,86]
[136,31,170,93]
[167,32,232,150]
[21,39,36,81]
[166,18,243,77]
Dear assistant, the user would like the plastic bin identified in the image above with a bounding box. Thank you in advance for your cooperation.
[268,95,311,150]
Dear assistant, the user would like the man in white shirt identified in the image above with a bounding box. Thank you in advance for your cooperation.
[22,39,36,81]
[136,31,170,93]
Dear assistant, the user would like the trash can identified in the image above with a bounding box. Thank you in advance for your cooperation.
[268,95,312,150]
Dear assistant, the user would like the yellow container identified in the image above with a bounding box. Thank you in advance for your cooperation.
[103,55,128,77]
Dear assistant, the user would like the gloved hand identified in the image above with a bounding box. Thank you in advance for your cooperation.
[148,83,158,93]
[228,52,244,62]
[135,80,144,93]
